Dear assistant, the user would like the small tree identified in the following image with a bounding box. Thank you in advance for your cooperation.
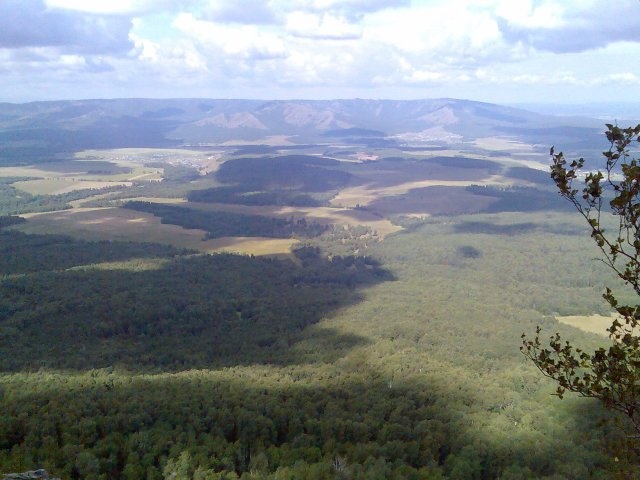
[521,124,640,435]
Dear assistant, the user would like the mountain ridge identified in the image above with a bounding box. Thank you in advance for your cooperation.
[0,98,604,162]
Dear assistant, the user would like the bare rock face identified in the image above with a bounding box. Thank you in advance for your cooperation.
[2,470,60,480]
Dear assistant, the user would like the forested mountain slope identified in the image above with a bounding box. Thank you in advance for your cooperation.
[0,98,602,164]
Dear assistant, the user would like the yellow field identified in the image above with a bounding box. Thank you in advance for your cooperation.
[12,187,398,254]
[70,258,172,272]
[0,165,73,178]
[472,137,538,152]
[330,176,505,208]
[15,207,296,256]
[204,237,299,256]
[68,195,187,209]
[120,197,188,204]
[556,313,618,337]
[73,165,163,182]
[0,164,161,183]
[5,146,533,250]
[13,179,132,195]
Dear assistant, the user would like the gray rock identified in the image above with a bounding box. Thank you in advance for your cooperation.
[2,470,60,480]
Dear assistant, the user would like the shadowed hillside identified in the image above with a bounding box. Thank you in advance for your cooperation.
[0,98,603,164]
[0,234,391,372]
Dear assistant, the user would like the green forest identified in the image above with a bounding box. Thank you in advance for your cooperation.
[123,202,328,239]
[1,206,637,479]
[0,179,125,216]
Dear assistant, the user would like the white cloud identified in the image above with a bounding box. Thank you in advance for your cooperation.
[44,0,174,15]
[129,32,207,73]
[405,70,446,83]
[0,0,132,53]
[173,13,287,59]
[497,0,640,53]
[2,0,640,102]
[203,0,278,24]
[363,3,503,60]
[285,11,361,39]
[59,54,86,67]
[0,46,114,78]
[592,73,640,86]
[272,0,409,19]
[495,0,565,29]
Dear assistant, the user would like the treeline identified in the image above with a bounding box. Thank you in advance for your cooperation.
[466,185,573,213]
[312,225,380,256]
[123,201,328,239]
[143,163,200,183]
[0,230,187,276]
[503,166,553,184]
[0,180,126,215]
[0,215,25,230]
[187,186,322,207]
[215,155,351,192]
[186,154,353,208]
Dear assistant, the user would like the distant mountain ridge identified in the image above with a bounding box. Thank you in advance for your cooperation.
[0,98,603,162]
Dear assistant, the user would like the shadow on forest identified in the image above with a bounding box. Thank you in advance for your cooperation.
[363,185,575,218]
[0,364,626,478]
[0,242,393,373]
[453,220,586,236]
[0,230,189,275]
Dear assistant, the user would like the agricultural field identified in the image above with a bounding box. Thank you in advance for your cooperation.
[4,142,552,256]
[16,207,296,255]
[557,313,618,336]
[13,179,132,195]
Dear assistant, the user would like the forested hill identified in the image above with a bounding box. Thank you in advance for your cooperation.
[0,98,602,162]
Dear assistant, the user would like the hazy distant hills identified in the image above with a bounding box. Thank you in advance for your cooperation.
[0,98,604,163]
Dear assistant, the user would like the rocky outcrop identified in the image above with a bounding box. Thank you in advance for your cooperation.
[2,470,60,480]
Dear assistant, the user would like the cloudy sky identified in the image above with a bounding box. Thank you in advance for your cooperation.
[2,0,639,104]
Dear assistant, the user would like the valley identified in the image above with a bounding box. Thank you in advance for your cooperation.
[0,98,633,479]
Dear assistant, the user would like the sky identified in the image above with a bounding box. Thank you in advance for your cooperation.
[1,0,640,104]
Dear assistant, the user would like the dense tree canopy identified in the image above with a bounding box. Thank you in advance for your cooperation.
[1,211,631,478]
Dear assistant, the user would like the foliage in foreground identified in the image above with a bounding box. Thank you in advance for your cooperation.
[522,124,640,436]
